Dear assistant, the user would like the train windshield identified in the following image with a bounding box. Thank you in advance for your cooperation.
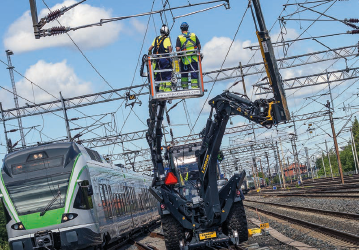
[2,142,80,216]
[7,173,69,216]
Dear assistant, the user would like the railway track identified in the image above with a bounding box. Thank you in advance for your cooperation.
[245,200,359,219]
[244,204,359,246]
[257,193,359,198]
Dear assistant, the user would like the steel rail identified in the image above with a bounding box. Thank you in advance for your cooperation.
[244,200,359,220]
[245,205,359,245]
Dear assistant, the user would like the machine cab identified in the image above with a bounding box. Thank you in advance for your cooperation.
[141,49,205,100]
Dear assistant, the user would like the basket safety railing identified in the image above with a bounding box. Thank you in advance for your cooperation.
[144,49,205,100]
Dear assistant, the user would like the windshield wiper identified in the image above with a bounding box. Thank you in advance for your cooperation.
[40,190,61,216]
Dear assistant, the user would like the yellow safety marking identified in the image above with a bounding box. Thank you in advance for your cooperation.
[248,228,262,238]
[260,223,269,230]
[199,231,217,240]
[256,31,273,87]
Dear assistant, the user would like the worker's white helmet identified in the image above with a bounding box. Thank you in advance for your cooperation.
[160,25,169,36]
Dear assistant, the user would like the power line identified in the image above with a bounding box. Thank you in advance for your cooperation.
[189,1,250,135]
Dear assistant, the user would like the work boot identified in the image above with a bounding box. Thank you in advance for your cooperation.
[191,79,199,89]
[191,84,199,89]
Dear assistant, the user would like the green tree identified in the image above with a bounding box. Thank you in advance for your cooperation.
[315,118,359,176]
[353,117,359,154]
[0,202,8,246]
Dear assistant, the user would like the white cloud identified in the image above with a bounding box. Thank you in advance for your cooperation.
[202,37,257,71]
[0,60,92,109]
[130,19,146,33]
[4,0,122,53]
[201,28,299,72]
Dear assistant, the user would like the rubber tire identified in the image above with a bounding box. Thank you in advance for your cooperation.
[161,214,185,250]
[222,200,248,243]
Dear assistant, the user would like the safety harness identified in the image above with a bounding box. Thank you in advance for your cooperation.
[153,35,169,54]
[180,32,197,51]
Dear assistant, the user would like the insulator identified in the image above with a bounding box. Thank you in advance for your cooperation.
[46,9,63,22]
[348,30,359,34]
[345,18,359,23]
[50,26,68,36]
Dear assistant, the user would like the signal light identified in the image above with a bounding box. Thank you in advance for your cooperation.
[164,172,178,185]
[160,204,166,210]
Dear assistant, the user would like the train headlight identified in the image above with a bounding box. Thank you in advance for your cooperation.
[61,213,78,223]
[11,222,25,230]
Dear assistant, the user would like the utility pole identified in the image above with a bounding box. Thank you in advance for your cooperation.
[6,50,26,148]
[273,145,283,187]
[305,147,314,181]
[239,62,247,96]
[287,157,293,184]
[251,164,258,189]
[326,100,344,184]
[279,138,286,178]
[321,151,327,178]
[60,92,72,141]
[276,141,286,188]
[259,158,266,186]
[0,103,10,153]
[290,133,302,183]
[325,140,334,179]
[350,127,359,174]
[265,152,272,186]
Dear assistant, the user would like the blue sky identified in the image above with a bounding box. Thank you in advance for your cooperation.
[1,0,359,175]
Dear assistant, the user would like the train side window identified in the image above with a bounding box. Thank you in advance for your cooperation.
[129,188,138,212]
[100,184,110,218]
[121,193,127,215]
[74,180,93,210]
[107,186,114,218]
[113,193,119,216]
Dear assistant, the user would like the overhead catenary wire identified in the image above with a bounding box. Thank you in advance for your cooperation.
[188,1,250,136]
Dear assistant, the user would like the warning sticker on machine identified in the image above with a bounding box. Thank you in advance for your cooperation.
[262,41,269,53]
[260,223,269,229]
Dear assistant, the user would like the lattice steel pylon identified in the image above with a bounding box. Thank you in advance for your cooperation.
[5,50,26,148]
[203,45,357,84]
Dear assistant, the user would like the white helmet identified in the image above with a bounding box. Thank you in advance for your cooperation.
[160,25,169,36]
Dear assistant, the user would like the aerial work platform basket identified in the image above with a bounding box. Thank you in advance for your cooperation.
[141,50,205,100]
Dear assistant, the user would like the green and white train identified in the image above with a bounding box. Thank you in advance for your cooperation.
[0,142,159,250]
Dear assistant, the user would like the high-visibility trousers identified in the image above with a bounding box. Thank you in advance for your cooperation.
[155,58,172,92]
[180,60,198,89]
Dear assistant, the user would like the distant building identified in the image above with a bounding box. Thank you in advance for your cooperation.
[283,163,307,177]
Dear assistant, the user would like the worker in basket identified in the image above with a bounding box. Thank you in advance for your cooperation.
[148,24,173,92]
[176,22,201,89]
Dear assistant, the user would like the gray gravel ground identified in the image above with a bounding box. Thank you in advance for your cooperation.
[246,195,359,214]
[118,222,299,249]
[245,209,354,250]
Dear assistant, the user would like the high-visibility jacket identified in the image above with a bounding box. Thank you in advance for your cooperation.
[178,32,198,65]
